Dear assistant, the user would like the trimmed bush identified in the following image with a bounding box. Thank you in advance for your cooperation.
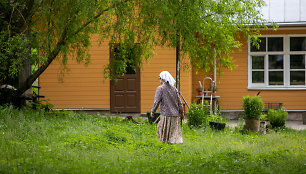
[242,95,264,120]
[187,103,210,128]
[268,108,288,128]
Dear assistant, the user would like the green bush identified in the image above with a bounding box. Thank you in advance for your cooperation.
[207,114,225,123]
[268,108,288,128]
[187,103,210,128]
[242,95,264,120]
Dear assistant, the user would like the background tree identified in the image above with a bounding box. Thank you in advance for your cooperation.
[0,0,267,106]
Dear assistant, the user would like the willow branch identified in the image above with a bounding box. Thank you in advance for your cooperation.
[20,0,131,94]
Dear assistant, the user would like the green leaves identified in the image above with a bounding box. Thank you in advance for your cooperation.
[187,103,210,128]
[242,95,264,120]
[1,0,267,90]
[0,31,32,80]
[143,0,266,72]
[268,108,288,128]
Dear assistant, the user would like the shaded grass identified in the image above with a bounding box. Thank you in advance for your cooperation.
[0,106,305,173]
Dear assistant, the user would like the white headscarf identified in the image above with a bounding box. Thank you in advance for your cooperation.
[159,71,176,86]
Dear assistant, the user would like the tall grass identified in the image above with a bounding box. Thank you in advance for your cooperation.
[0,106,305,173]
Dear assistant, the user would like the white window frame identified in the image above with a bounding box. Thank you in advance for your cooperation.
[248,35,306,90]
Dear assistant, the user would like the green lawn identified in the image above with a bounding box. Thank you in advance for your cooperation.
[0,106,305,173]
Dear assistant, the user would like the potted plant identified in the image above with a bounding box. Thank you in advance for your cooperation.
[242,95,264,132]
[196,87,203,96]
[208,114,226,131]
[268,108,288,128]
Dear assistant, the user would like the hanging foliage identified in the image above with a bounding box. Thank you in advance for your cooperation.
[0,0,268,106]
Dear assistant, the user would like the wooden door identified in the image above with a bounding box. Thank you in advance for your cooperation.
[110,44,141,113]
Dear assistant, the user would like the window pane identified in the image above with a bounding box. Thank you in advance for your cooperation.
[269,55,283,69]
[268,37,283,51]
[252,71,264,83]
[269,71,283,85]
[290,37,306,51]
[290,71,305,85]
[251,37,266,52]
[252,56,264,69]
[290,55,305,69]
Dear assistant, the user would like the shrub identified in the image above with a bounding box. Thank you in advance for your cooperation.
[268,108,288,128]
[207,114,225,123]
[242,95,264,120]
[187,103,210,128]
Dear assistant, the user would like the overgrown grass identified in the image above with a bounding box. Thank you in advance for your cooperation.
[0,106,305,173]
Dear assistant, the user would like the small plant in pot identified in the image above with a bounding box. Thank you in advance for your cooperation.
[242,95,264,132]
[268,108,288,128]
[208,114,226,131]
[196,88,203,96]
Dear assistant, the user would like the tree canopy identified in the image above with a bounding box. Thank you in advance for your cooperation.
[0,0,267,105]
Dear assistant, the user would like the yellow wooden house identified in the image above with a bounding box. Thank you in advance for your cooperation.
[39,0,306,120]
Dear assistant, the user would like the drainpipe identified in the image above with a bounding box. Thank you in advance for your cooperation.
[214,47,216,90]
[176,34,180,92]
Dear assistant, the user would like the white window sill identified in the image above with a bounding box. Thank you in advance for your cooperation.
[248,87,306,90]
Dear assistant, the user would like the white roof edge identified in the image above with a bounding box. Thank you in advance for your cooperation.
[264,21,306,27]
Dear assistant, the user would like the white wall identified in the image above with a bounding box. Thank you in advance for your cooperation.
[262,0,306,23]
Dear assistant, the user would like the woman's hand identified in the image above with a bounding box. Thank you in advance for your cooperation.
[150,112,154,118]
[180,113,185,120]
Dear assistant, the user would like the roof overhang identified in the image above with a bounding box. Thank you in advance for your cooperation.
[265,21,306,27]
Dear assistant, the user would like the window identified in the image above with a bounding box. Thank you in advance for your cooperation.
[249,35,306,89]
[290,54,305,85]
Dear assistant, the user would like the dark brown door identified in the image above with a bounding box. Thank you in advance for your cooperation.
[110,68,140,113]
[110,44,141,113]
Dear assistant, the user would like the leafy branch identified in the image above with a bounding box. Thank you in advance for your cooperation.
[19,0,131,94]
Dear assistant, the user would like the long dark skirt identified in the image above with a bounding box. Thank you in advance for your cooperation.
[157,115,183,144]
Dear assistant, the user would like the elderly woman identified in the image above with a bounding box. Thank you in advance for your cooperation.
[151,71,184,144]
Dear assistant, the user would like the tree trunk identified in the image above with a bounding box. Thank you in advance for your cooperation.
[18,59,32,106]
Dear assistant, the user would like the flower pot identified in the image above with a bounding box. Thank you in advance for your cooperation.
[209,121,226,131]
[147,112,160,124]
[244,119,260,132]
[196,88,203,96]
